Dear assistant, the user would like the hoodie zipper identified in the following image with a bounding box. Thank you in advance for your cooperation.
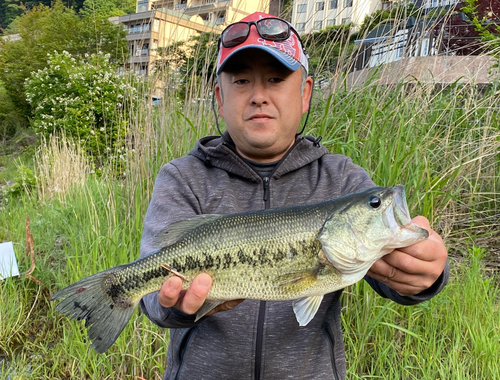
[255,176,271,380]
[262,177,270,203]
[322,322,340,380]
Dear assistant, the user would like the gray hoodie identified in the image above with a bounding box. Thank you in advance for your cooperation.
[140,134,449,380]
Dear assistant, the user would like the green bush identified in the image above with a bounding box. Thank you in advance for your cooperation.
[0,164,35,203]
[25,51,135,159]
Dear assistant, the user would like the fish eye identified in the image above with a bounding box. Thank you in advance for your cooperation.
[368,195,381,209]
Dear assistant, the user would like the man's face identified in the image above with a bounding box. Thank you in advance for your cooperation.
[215,49,313,163]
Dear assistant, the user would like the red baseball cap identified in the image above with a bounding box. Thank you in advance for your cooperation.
[216,12,309,75]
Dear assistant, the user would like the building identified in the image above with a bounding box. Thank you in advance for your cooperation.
[352,0,493,71]
[338,0,500,89]
[291,0,382,33]
[110,0,272,76]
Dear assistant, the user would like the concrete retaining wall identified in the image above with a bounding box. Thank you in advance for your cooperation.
[337,55,499,90]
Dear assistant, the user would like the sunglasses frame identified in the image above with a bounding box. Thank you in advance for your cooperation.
[219,17,304,49]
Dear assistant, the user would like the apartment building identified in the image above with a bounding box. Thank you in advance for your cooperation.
[291,0,382,33]
[110,0,270,76]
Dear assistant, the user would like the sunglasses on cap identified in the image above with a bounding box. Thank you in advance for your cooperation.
[220,17,303,48]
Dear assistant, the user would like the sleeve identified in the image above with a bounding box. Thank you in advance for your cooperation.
[139,161,206,329]
[338,156,450,305]
[364,261,449,305]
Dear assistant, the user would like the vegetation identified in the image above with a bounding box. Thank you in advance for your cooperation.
[155,32,219,101]
[1,69,499,377]
[0,0,135,32]
[357,3,419,37]
[0,0,129,138]
[25,51,136,160]
[301,25,356,76]
[0,1,499,378]
[463,0,500,57]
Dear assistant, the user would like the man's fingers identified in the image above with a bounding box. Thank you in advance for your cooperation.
[158,276,183,308]
[179,273,212,315]
[411,215,430,231]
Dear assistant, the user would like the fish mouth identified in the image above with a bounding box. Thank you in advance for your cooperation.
[383,185,429,238]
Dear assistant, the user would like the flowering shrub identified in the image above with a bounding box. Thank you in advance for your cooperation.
[25,51,135,159]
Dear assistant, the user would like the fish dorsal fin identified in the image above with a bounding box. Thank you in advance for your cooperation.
[154,214,223,248]
[292,295,324,326]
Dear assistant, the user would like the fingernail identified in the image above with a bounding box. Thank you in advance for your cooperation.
[197,275,211,289]
[167,280,179,291]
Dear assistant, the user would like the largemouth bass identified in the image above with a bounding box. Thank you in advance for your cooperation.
[52,185,428,353]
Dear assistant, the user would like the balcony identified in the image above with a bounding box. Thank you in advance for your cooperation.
[182,0,229,15]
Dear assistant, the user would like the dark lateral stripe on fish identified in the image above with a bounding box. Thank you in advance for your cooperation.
[51,186,430,353]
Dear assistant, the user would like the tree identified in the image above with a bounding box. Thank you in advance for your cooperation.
[358,3,419,37]
[0,80,23,139]
[155,32,219,99]
[24,51,135,159]
[430,0,499,56]
[301,25,355,75]
[0,0,127,128]
[79,0,135,19]
[462,0,500,56]
[0,0,85,33]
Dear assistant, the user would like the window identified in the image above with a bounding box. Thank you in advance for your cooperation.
[175,0,187,9]
[151,39,158,56]
[141,43,149,55]
[316,2,324,11]
[329,0,337,8]
[297,22,306,32]
[297,3,307,13]
[327,18,335,26]
[342,17,351,24]
[134,24,141,33]
[345,0,353,7]
[216,11,226,24]
[143,22,151,32]
[153,19,160,32]
[314,20,322,30]
[137,0,148,12]
[139,65,148,76]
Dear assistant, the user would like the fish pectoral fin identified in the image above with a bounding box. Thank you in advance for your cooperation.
[277,269,319,293]
[194,300,224,322]
[293,295,324,326]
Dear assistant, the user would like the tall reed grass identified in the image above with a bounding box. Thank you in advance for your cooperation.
[1,10,499,378]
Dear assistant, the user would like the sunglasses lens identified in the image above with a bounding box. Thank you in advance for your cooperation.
[257,19,290,40]
[222,23,250,47]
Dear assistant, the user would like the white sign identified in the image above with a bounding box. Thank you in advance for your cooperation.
[0,242,20,280]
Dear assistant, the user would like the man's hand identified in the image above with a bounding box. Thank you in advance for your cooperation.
[367,216,448,296]
[158,273,244,316]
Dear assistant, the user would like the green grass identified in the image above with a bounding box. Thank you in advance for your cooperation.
[0,69,499,378]
[343,247,500,379]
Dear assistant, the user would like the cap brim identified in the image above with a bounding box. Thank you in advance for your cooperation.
[216,45,302,75]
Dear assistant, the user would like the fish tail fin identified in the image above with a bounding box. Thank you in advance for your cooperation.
[51,267,138,354]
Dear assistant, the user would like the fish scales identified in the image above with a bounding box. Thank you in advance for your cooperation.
[52,186,429,353]
[111,205,333,303]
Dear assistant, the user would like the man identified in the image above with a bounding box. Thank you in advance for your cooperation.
[140,12,449,380]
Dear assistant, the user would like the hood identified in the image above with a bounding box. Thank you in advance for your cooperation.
[188,132,329,181]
